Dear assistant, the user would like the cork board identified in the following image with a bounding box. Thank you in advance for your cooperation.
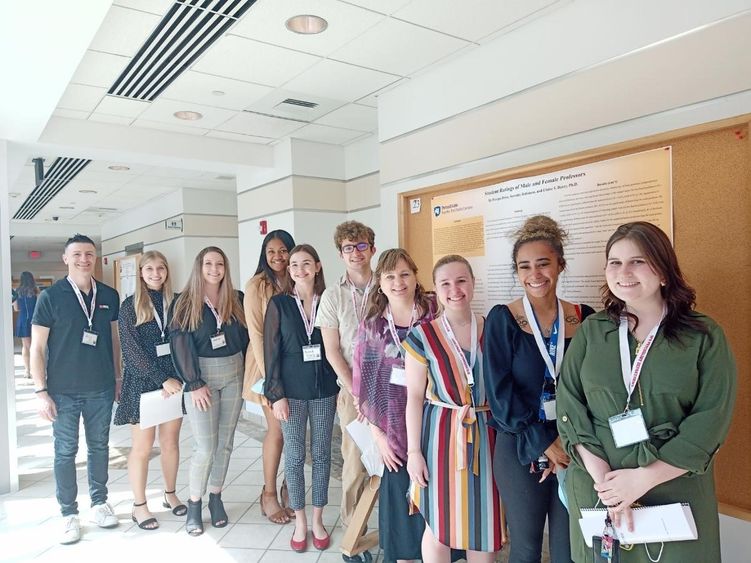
[400,117,751,517]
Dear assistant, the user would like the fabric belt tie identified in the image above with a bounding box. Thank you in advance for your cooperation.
[428,400,490,475]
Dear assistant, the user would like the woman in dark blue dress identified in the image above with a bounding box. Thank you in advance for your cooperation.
[13,271,38,378]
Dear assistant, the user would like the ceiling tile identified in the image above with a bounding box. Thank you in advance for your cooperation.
[394,0,560,42]
[136,98,237,129]
[130,119,211,136]
[341,0,412,14]
[113,0,174,16]
[53,108,91,120]
[71,50,131,88]
[57,84,108,112]
[231,0,384,56]
[160,71,274,111]
[283,59,400,102]
[244,89,346,121]
[205,130,274,144]
[315,103,378,131]
[355,77,407,107]
[330,17,469,76]
[88,113,134,125]
[291,124,365,144]
[89,5,162,57]
[192,35,320,87]
[94,96,151,118]
[217,112,305,138]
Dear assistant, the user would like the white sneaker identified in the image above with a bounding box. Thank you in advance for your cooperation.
[90,502,118,528]
[60,515,81,544]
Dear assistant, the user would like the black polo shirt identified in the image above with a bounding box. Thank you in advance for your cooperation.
[32,277,120,393]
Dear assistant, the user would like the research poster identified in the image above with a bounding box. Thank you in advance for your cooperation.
[431,147,672,313]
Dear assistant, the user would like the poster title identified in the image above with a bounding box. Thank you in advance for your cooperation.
[485,172,587,201]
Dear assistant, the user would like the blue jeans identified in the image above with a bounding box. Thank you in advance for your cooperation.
[51,388,114,516]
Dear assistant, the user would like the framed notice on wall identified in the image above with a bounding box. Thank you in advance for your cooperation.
[430,147,673,312]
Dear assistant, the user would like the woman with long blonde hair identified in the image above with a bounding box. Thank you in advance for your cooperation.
[169,246,249,536]
[115,251,184,530]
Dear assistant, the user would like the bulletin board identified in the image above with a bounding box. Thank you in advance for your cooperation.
[400,115,751,518]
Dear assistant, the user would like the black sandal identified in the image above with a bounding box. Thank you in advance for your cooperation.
[131,501,159,530]
[163,490,187,516]
[185,499,203,536]
[208,492,228,528]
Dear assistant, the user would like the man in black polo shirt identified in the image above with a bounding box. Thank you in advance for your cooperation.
[30,234,122,544]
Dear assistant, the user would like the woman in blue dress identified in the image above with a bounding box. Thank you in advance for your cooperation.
[13,271,38,379]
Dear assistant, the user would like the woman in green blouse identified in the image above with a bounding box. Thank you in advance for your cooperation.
[557,221,736,562]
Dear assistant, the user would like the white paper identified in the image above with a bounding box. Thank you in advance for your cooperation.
[346,419,384,477]
[139,389,183,429]
[578,503,698,547]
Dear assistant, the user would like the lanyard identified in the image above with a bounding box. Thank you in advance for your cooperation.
[150,296,168,341]
[348,275,373,322]
[618,308,665,411]
[441,313,478,386]
[293,289,319,345]
[385,302,417,358]
[522,295,564,383]
[204,296,223,333]
[67,276,97,330]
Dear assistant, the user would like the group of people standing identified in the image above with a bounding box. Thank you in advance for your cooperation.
[27,214,736,563]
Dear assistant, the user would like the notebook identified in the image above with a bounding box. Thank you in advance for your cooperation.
[578,503,698,547]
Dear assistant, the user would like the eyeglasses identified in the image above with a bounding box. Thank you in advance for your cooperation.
[341,242,371,254]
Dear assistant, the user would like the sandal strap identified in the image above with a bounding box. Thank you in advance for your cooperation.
[164,490,176,494]
[133,501,148,507]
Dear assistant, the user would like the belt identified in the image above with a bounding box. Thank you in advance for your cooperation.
[428,399,490,475]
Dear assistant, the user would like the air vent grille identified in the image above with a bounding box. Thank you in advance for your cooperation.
[108,0,257,102]
[13,158,91,220]
[280,98,319,109]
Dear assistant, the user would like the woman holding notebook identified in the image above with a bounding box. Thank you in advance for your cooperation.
[557,222,736,562]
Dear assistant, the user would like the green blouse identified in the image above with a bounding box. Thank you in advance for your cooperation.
[557,310,736,562]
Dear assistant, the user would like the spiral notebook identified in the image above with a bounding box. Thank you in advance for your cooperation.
[578,503,698,547]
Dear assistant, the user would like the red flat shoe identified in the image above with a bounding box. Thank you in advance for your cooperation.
[312,529,330,550]
[290,530,308,552]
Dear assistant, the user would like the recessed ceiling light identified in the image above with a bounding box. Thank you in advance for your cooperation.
[79,189,98,194]
[108,165,130,171]
[173,110,203,121]
[212,90,225,96]
[285,14,328,35]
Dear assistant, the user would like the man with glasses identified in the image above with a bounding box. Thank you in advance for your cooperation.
[316,221,376,562]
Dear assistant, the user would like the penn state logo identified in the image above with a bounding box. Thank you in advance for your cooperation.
[433,206,441,217]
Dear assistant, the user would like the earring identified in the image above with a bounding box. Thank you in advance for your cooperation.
[377,287,383,294]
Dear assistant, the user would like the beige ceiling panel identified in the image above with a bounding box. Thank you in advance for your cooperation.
[137,98,237,129]
[94,96,151,118]
[231,0,383,56]
[291,124,365,145]
[217,112,305,138]
[206,130,274,144]
[192,35,320,87]
[315,103,378,131]
[88,113,134,125]
[161,71,274,111]
[342,0,412,14]
[57,84,108,112]
[71,50,131,88]
[283,59,400,102]
[113,0,174,16]
[330,17,469,76]
[89,5,161,57]
[130,119,210,136]
[53,108,91,120]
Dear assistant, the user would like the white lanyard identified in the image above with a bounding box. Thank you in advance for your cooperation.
[618,308,665,410]
[150,296,168,341]
[67,276,97,330]
[441,313,478,386]
[522,295,565,383]
[204,296,223,333]
[348,275,373,322]
[293,289,319,345]
[385,303,417,358]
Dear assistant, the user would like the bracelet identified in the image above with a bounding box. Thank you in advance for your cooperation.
[34,388,48,394]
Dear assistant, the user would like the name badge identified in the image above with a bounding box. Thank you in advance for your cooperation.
[82,329,98,347]
[608,408,649,448]
[302,344,322,362]
[390,366,407,386]
[210,332,227,350]
[156,342,171,357]
[543,399,557,421]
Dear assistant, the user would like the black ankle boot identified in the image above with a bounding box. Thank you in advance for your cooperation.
[186,499,203,536]
[208,492,228,528]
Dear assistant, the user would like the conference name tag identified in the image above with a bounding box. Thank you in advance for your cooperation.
[390,365,407,386]
[543,399,557,421]
[302,344,321,362]
[155,342,171,357]
[608,408,649,448]
[210,333,227,350]
[82,329,98,347]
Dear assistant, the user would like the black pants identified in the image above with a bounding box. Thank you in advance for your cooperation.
[493,431,572,563]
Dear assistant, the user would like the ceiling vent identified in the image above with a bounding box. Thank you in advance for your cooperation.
[13,158,91,221]
[108,0,258,102]
[280,98,318,109]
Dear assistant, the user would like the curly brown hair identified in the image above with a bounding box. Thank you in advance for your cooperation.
[511,215,567,271]
[333,220,375,250]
